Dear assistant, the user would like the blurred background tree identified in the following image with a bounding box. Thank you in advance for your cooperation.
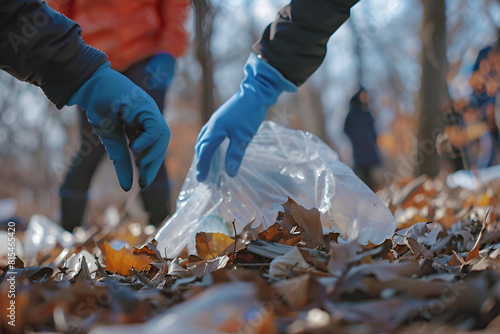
[1,0,500,222]
[417,0,447,177]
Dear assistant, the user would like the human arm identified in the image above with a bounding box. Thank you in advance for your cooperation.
[253,0,359,86]
[195,0,360,181]
[0,0,106,108]
[0,0,170,190]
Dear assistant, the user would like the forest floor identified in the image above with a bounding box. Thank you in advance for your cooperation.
[2,172,500,334]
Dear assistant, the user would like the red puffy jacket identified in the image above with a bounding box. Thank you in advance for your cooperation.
[50,0,190,71]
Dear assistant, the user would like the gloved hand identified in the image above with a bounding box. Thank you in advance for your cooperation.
[195,53,297,182]
[143,52,176,90]
[68,62,170,191]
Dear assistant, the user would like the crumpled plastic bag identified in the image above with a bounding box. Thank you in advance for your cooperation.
[22,214,74,261]
[156,121,397,256]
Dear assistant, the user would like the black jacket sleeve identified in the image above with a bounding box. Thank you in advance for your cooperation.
[252,0,359,86]
[0,0,107,108]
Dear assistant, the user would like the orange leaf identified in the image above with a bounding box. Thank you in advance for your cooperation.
[466,226,485,262]
[447,250,465,266]
[258,222,282,242]
[101,241,153,276]
[278,236,301,246]
[133,239,164,262]
[195,232,235,260]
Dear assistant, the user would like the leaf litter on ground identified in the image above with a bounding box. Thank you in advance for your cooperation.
[1,175,500,333]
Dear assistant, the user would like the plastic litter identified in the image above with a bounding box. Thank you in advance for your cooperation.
[22,214,74,261]
[446,165,500,191]
[90,281,262,334]
[62,249,98,281]
[0,231,24,259]
[156,121,397,256]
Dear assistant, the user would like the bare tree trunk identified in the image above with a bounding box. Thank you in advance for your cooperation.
[349,18,363,85]
[295,83,329,145]
[416,0,447,177]
[193,0,217,124]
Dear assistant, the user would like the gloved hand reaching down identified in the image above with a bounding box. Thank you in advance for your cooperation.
[68,62,170,191]
[195,53,297,182]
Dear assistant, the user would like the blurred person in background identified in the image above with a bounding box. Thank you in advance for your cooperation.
[442,37,500,171]
[1,0,171,223]
[49,0,191,231]
[343,87,381,189]
[467,38,500,168]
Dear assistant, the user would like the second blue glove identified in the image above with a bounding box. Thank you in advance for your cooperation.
[195,53,297,182]
[143,52,176,90]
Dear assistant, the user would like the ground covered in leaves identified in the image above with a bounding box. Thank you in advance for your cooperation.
[1,175,500,333]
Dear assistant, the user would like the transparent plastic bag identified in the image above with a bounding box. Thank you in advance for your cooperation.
[156,121,397,256]
[22,214,74,261]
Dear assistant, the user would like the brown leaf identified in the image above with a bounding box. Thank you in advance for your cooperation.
[101,241,153,276]
[238,220,264,243]
[466,224,485,262]
[195,232,235,260]
[258,222,283,242]
[298,248,329,272]
[281,197,327,249]
[447,250,465,266]
[177,245,188,259]
[327,241,363,277]
[133,239,164,263]
[168,257,192,278]
[335,260,420,295]
[324,297,430,331]
[278,236,301,246]
[404,237,434,260]
[186,255,230,278]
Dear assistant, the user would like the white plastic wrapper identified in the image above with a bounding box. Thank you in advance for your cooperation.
[23,214,74,261]
[156,121,396,256]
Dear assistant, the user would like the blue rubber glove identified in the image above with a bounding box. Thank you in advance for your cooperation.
[68,62,170,191]
[143,52,176,90]
[195,53,297,182]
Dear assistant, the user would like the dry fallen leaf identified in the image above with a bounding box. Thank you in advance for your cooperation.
[447,250,466,266]
[133,239,164,263]
[9,170,500,333]
[258,222,283,242]
[101,241,153,276]
[195,232,235,260]
[466,224,485,262]
[281,197,327,249]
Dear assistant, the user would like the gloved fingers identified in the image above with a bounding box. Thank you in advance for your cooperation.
[195,135,225,182]
[225,138,249,177]
[139,139,168,189]
[135,127,170,169]
[195,123,209,144]
[99,135,134,191]
[130,112,168,152]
